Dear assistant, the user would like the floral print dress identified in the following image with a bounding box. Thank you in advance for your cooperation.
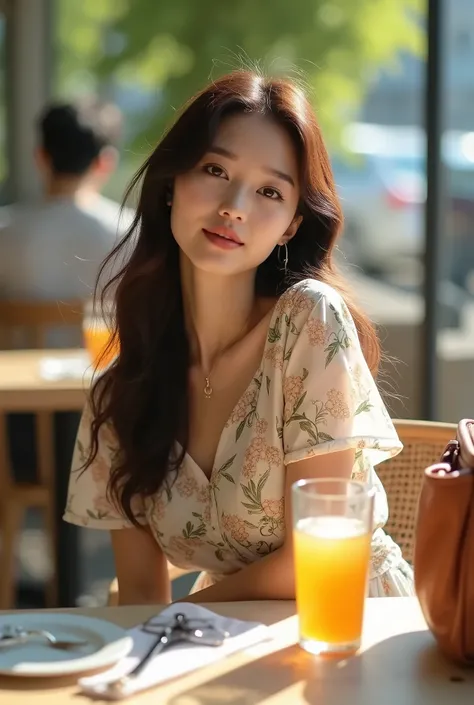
[64,278,414,597]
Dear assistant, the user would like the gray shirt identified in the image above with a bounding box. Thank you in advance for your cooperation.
[0,194,134,301]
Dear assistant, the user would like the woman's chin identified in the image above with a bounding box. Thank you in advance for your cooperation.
[184,251,253,277]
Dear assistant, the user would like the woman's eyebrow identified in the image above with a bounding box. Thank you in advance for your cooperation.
[208,145,295,187]
[208,146,238,160]
[262,167,295,187]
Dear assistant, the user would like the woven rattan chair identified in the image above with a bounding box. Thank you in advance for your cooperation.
[107,419,457,602]
[377,419,458,564]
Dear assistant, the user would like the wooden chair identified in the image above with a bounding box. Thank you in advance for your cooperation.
[0,411,56,608]
[0,299,84,608]
[377,419,458,564]
[0,299,83,349]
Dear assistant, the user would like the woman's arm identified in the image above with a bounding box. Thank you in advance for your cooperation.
[111,525,171,605]
[181,448,355,603]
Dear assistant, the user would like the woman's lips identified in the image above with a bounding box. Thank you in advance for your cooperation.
[202,228,244,249]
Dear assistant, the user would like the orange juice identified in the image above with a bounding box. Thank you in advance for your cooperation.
[83,324,119,369]
[294,516,371,648]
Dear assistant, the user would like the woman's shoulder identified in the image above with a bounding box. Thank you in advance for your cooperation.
[275,278,347,321]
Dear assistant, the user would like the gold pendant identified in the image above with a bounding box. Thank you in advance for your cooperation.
[204,377,213,398]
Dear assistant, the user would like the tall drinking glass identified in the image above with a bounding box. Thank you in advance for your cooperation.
[292,478,375,656]
[82,299,119,370]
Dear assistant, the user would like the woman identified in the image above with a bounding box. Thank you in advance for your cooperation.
[64,70,414,605]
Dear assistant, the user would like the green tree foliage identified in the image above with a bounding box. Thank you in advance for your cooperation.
[55,0,126,95]
[55,0,424,149]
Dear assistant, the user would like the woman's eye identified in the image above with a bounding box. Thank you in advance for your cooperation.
[203,164,226,178]
[259,187,283,201]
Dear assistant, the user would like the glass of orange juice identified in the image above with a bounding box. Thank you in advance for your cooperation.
[292,478,375,657]
[82,299,119,370]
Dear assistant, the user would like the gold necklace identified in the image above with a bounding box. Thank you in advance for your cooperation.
[203,376,213,399]
[203,357,220,399]
[200,317,253,399]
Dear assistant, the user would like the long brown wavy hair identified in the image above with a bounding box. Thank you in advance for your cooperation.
[87,70,381,525]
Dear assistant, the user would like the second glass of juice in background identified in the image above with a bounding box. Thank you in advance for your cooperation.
[82,299,119,370]
[292,478,375,657]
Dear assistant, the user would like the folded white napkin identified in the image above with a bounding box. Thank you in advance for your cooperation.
[38,353,92,381]
[79,603,270,700]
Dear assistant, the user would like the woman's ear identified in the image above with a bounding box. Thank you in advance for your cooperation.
[279,214,303,245]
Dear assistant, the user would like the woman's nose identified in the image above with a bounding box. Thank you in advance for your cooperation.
[218,189,248,222]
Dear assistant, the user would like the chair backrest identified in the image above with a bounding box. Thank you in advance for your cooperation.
[0,300,83,349]
[0,410,55,491]
[377,419,458,564]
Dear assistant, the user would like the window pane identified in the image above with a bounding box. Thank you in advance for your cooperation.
[0,10,8,206]
[438,0,474,423]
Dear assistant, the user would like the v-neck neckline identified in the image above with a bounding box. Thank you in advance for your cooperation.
[177,297,282,483]
[179,365,264,485]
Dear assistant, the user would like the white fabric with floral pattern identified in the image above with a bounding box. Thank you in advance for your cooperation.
[64,279,414,597]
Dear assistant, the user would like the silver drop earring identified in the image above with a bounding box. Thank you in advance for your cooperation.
[277,243,289,271]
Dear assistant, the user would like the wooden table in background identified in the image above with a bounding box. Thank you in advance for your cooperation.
[0,598,472,704]
[0,349,88,411]
[0,349,90,607]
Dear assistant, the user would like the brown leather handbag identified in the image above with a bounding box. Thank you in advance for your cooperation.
[414,418,474,665]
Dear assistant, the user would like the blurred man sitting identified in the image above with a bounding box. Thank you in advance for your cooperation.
[0,101,134,495]
[0,98,133,301]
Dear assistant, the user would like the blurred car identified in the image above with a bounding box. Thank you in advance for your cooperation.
[332,150,425,272]
[333,123,474,284]
[445,144,474,289]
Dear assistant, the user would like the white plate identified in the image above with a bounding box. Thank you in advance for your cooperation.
[0,612,132,677]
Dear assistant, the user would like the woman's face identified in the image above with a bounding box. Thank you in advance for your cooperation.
[171,113,302,277]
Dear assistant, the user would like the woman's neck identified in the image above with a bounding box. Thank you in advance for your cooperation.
[180,255,257,374]
[45,176,100,205]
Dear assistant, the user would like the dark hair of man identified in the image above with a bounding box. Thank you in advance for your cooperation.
[37,99,122,176]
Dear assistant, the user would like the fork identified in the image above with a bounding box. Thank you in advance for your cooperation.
[0,626,88,651]
[105,614,226,695]
[105,627,177,695]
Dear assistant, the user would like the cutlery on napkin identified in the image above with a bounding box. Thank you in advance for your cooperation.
[79,603,270,701]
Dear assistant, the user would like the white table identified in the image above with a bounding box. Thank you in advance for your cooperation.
[0,598,472,704]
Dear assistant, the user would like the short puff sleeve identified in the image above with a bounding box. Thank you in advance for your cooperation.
[63,403,147,529]
[282,281,402,468]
